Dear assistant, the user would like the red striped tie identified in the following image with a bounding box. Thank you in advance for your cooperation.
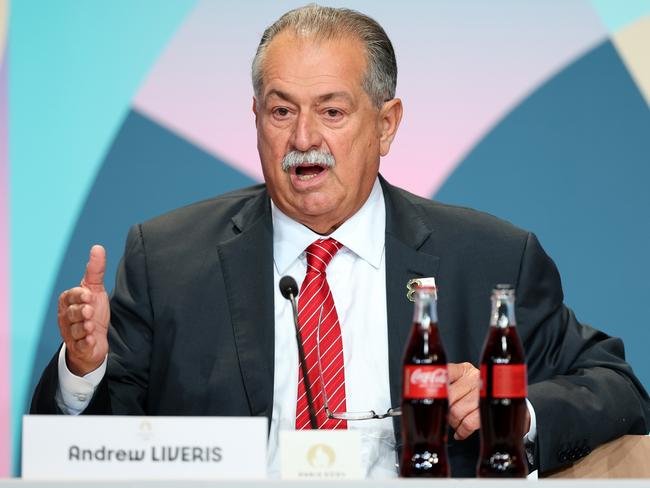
[295,238,347,430]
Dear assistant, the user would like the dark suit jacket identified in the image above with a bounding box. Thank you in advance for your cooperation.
[32,176,650,476]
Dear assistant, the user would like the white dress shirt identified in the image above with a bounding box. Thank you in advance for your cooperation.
[56,176,536,477]
[267,178,397,478]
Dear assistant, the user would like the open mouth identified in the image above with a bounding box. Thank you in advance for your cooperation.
[294,164,327,181]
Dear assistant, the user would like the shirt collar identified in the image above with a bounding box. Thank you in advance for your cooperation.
[272,178,386,275]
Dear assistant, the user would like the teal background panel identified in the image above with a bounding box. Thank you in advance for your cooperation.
[9,0,197,472]
[590,0,650,32]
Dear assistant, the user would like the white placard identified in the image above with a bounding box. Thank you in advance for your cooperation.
[280,430,362,480]
[22,415,267,480]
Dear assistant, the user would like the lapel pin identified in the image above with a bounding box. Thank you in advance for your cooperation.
[406,277,437,302]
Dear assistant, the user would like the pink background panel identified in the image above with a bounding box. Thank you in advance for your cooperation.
[133,0,264,182]
[134,1,607,197]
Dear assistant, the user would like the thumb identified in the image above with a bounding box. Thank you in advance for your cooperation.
[447,362,467,383]
[81,245,106,291]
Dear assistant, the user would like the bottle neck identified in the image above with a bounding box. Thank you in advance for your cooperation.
[490,291,516,328]
[412,289,438,327]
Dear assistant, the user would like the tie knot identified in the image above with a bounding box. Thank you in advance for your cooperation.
[305,238,343,274]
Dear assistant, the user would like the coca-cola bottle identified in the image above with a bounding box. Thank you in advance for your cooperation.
[477,285,528,477]
[400,283,450,477]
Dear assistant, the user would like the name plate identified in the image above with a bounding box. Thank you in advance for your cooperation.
[22,415,267,480]
[280,430,362,479]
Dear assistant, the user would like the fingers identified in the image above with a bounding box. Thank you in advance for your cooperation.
[60,316,95,341]
[447,362,474,384]
[65,304,93,324]
[447,362,481,440]
[57,288,94,329]
[68,319,95,340]
[81,245,106,291]
[449,394,480,440]
[447,362,480,404]
[58,288,96,341]
[63,320,105,376]
[453,411,481,440]
[58,287,92,309]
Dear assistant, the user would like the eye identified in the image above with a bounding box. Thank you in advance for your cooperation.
[272,107,291,118]
[321,107,345,123]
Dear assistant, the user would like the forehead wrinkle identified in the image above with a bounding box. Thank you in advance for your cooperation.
[317,91,354,104]
[264,87,356,107]
[265,72,357,89]
[260,33,368,102]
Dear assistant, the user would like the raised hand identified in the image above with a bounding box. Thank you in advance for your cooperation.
[57,245,110,376]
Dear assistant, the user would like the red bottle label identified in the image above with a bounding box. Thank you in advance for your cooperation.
[403,365,448,399]
[480,364,527,398]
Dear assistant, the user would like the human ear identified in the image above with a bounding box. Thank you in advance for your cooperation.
[379,98,403,156]
[252,96,259,125]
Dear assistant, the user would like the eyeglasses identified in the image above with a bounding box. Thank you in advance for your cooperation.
[315,308,402,421]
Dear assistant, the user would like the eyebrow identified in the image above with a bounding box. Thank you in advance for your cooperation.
[265,89,354,105]
[316,92,354,104]
[265,89,295,103]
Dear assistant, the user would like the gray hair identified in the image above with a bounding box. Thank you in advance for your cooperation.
[252,3,397,109]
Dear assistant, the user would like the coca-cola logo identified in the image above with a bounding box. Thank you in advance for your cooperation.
[404,365,448,399]
[410,367,447,387]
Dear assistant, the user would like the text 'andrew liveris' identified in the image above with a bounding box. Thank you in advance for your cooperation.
[68,445,223,463]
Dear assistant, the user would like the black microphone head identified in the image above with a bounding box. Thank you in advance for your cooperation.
[279,276,299,299]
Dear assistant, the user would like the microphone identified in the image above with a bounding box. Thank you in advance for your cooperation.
[279,276,318,429]
[279,276,299,300]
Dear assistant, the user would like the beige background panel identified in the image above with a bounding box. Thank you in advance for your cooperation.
[0,0,8,65]
[613,15,650,106]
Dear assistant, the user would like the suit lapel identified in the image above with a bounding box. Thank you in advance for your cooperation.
[381,177,440,445]
[385,236,440,406]
[217,190,275,423]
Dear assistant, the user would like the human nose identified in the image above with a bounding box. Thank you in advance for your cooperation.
[291,111,323,152]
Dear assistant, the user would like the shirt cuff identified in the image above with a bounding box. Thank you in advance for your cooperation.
[524,398,538,468]
[524,397,537,443]
[55,344,107,415]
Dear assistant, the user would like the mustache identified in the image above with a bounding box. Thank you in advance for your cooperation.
[281,150,336,172]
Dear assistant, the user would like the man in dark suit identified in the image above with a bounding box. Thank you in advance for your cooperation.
[31,4,649,477]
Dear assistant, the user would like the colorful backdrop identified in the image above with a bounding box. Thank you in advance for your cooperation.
[3,0,650,476]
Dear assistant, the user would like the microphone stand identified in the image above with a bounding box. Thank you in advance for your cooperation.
[287,291,319,430]
[280,276,318,430]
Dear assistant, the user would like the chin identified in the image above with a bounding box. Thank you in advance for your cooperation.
[296,194,339,217]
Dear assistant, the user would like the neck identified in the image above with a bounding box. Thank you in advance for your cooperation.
[302,220,343,236]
